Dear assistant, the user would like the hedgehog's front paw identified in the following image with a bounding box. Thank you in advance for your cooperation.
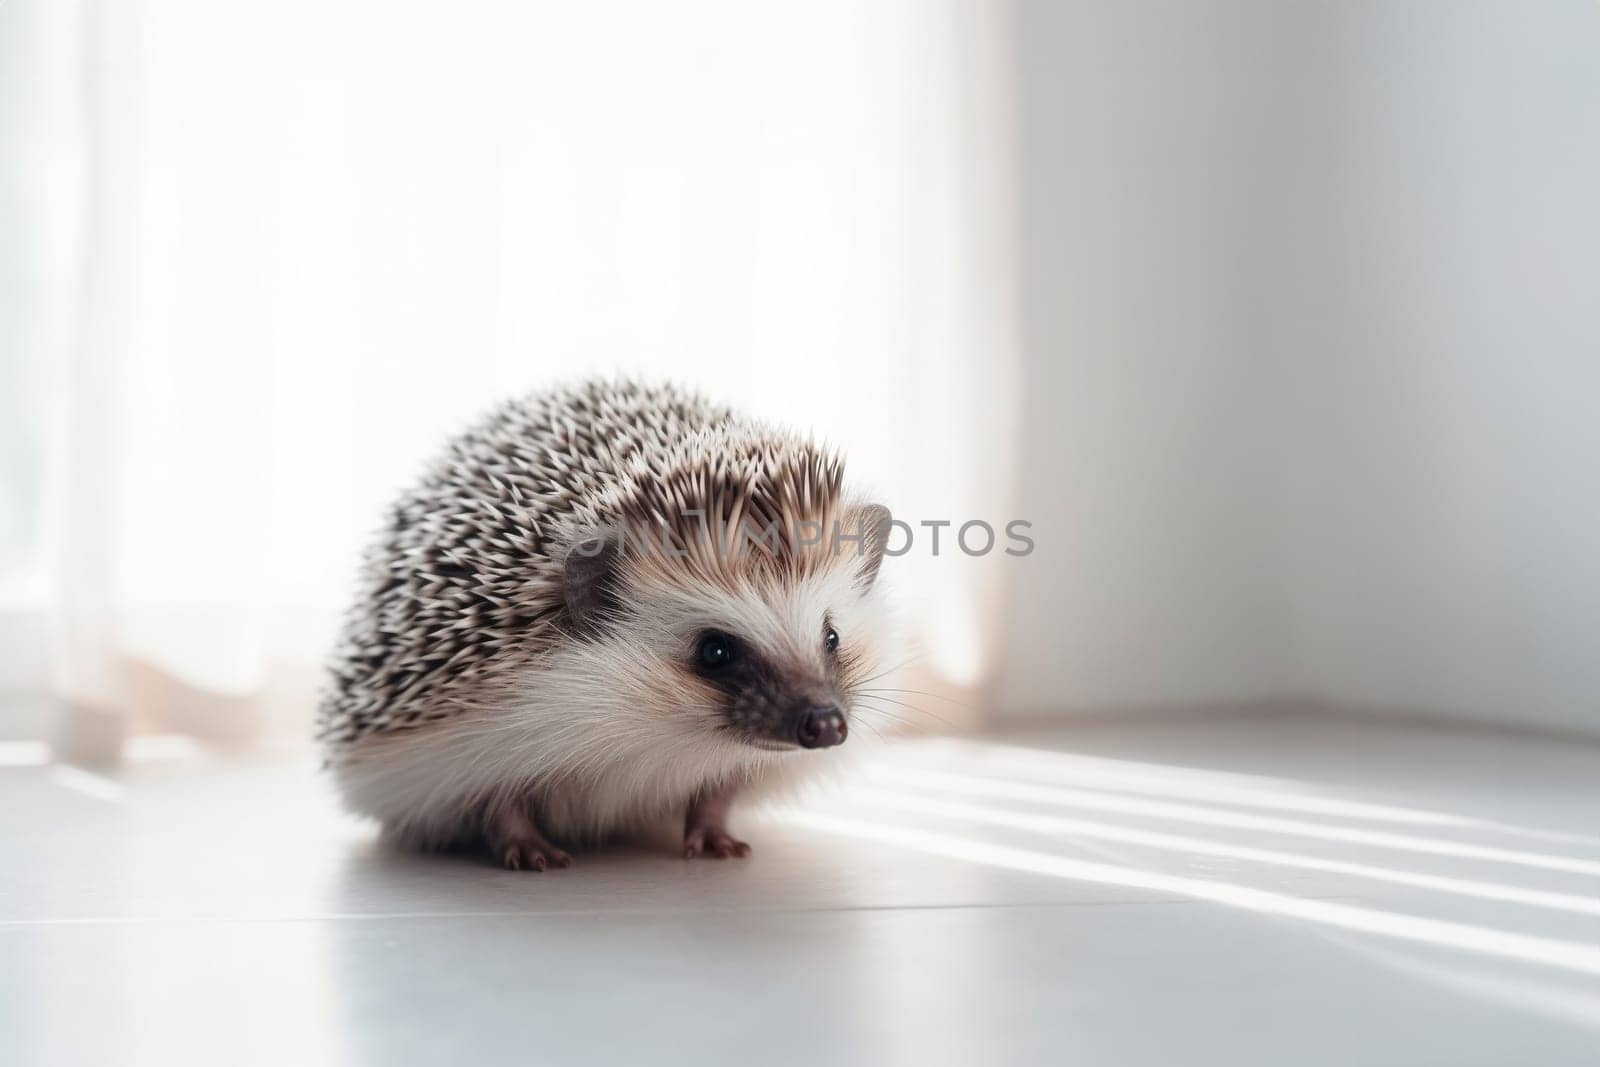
[498,837,573,872]
[488,804,572,872]
[683,824,752,860]
[683,783,750,859]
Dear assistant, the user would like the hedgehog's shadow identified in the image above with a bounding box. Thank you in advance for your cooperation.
[344,817,686,879]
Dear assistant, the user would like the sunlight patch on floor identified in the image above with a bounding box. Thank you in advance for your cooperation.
[782,810,1600,978]
[774,737,1600,985]
[846,787,1600,917]
[860,764,1600,877]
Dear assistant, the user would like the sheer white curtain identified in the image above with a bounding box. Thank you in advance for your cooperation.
[4,0,1019,756]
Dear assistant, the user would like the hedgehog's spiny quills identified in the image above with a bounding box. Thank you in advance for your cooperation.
[317,378,872,748]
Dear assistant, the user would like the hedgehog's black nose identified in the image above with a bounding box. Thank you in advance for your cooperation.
[796,706,847,749]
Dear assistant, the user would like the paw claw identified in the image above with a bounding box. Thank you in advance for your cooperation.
[495,838,572,873]
[683,827,751,861]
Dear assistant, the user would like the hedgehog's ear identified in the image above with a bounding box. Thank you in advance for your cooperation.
[845,504,892,591]
[563,530,622,635]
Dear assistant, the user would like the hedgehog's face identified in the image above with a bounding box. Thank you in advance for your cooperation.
[560,505,894,755]
[689,625,847,749]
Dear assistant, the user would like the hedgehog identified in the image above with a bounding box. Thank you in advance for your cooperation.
[318,378,896,869]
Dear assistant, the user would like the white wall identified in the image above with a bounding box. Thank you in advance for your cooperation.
[995,1,1600,733]
[995,1,1298,716]
[1273,1,1600,733]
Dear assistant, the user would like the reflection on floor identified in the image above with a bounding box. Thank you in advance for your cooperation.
[3,714,1599,1066]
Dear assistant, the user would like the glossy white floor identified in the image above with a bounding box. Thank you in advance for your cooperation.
[4,714,1599,1066]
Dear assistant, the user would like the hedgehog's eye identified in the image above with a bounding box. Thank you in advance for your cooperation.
[824,626,839,654]
[697,632,735,672]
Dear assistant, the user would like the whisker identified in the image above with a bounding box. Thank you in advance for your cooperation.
[854,717,888,742]
[851,653,925,688]
[851,692,955,729]
[857,686,975,711]
[851,704,942,738]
